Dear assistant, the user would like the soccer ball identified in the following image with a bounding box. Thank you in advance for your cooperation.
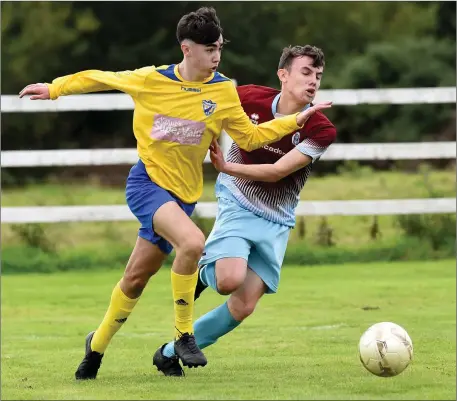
[358,322,413,377]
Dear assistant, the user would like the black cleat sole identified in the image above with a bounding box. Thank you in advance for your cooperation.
[180,360,207,368]
[175,351,207,368]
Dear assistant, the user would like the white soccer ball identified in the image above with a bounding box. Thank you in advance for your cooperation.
[358,322,413,377]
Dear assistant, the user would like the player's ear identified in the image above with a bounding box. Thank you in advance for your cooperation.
[277,68,288,84]
[181,41,191,57]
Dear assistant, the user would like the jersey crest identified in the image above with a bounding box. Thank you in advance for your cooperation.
[202,99,217,116]
[292,132,301,146]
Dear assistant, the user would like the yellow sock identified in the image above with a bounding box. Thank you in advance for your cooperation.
[171,269,198,339]
[91,281,139,354]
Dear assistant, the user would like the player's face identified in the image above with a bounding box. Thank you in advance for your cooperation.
[187,35,223,77]
[279,56,323,104]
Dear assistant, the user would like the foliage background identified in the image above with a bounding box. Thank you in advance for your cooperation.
[2,1,455,155]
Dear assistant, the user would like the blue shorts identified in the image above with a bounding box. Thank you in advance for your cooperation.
[199,196,290,294]
[126,160,196,255]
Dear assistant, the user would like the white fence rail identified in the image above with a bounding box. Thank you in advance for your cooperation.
[2,198,455,224]
[2,142,456,167]
[2,87,456,113]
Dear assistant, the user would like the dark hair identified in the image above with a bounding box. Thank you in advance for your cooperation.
[278,45,325,70]
[176,7,223,45]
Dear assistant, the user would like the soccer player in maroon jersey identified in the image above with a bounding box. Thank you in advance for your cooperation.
[153,45,336,376]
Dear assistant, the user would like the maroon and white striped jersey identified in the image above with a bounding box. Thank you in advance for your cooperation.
[216,84,336,227]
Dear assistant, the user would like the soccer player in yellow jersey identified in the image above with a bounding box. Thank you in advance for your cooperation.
[19,7,332,379]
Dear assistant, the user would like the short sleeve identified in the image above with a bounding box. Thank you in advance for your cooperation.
[296,125,336,162]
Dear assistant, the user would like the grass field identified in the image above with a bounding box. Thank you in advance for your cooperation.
[2,167,455,250]
[2,260,455,400]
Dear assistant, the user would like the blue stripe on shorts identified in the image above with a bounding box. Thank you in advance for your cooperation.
[125,160,196,255]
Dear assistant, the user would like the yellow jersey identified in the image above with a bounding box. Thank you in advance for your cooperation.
[47,64,301,203]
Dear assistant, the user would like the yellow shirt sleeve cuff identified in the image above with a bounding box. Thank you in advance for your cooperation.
[294,112,304,129]
[46,83,58,100]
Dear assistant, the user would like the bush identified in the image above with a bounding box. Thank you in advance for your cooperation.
[9,223,56,253]
[394,165,456,251]
[283,236,454,266]
[396,214,456,251]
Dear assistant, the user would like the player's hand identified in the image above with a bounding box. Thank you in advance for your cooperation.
[209,139,226,172]
[296,101,332,126]
[19,83,50,100]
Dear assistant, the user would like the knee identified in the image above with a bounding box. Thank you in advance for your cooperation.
[175,232,205,261]
[217,276,244,295]
[228,297,257,321]
[122,273,148,298]
[123,260,156,297]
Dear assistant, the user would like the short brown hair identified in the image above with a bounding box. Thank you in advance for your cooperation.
[278,45,325,70]
[176,7,223,45]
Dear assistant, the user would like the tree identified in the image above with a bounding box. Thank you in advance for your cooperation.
[326,37,456,143]
[1,2,99,92]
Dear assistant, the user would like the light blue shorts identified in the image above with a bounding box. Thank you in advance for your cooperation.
[199,196,290,294]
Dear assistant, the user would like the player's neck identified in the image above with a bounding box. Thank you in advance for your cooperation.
[277,91,309,115]
[178,60,210,82]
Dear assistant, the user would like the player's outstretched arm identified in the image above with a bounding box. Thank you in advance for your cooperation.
[223,91,332,152]
[19,67,155,100]
[210,124,336,182]
[210,140,312,182]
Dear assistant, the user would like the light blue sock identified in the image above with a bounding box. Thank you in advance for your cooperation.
[162,302,240,358]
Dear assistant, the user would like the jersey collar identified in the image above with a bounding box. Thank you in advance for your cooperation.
[174,64,215,84]
[271,92,310,117]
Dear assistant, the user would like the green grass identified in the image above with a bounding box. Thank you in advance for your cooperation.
[2,260,455,400]
[2,167,455,250]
